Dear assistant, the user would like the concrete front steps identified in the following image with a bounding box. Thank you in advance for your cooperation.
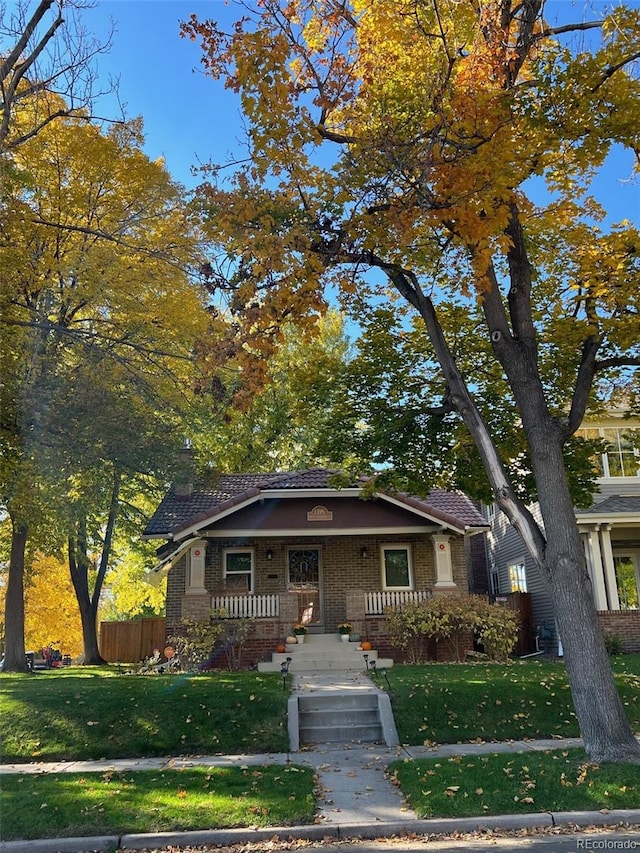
[297,691,383,745]
[257,632,394,673]
[286,667,400,749]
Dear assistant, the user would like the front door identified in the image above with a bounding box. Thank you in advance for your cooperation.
[288,547,322,626]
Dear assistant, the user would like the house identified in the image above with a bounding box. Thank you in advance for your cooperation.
[142,467,489,666]
[485,411,640,653]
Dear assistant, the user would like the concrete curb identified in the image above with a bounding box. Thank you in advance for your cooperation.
[2,811,640,853]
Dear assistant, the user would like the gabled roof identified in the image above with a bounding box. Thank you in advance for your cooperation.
[143,467,488,540]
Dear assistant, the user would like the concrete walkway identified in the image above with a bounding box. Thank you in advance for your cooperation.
[1,669,639,852]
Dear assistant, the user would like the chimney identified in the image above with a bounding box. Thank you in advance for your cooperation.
[175,442,195,498]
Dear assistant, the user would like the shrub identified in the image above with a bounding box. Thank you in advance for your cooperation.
[385,601,431,663]
[603,631,624,656]
[167,611,224,670]
[385,595,518,662]
[215,615,255,670]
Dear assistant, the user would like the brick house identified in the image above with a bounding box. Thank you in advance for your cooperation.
[143,468,489,666]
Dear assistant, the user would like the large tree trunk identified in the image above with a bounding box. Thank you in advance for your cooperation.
[527,421,640,762]
[68,518,106,666]
[2,518,29,673]
[386,259,640,763]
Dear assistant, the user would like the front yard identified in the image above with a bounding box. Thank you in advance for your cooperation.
[1,656,639,841]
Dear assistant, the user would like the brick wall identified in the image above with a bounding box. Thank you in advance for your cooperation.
[598,611,640,653]
[164,532,473,666]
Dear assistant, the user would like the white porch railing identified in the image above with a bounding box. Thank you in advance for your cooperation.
[211,594,280,618]
[365,590,431,615]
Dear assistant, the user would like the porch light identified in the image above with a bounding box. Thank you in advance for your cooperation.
[266,548,273,560]
[360,546,368,558]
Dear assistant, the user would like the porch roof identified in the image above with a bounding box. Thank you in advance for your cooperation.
[576,494,640,525]
[143,467,488,540]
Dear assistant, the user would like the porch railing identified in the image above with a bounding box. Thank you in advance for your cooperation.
[211,594,280,618]
[365,590,431,615]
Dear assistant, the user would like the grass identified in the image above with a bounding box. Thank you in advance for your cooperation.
[2,657,639,841]
[389,747,640,819]
[381,655,640,745]
[0,666,289,762]
[0,765,315,841]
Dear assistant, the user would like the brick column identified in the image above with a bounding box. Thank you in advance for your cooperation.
[181,593,210,621]
[346,589,366,635]
[279,592,299,635]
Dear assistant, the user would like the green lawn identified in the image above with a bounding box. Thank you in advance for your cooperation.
[0,765,315,841]
[2,657,639,842]
[382,655,640,744]
[0,667,289,762]
[389,747,640,818]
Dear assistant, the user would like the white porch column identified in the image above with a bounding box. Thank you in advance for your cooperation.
[583,528,608,610]
[599,525,620,610]
[432,534,457,590]
[186,541,207,595]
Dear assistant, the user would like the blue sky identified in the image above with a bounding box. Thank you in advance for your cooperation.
[85,0,638,224]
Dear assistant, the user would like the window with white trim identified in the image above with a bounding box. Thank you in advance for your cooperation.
[576,426,639,478]
[223,549,253,593]
[381,545,413,590]
[490,567,500,596]
[508,561,527,593]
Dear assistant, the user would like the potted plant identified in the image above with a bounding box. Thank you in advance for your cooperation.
[293,624,307,643]
[338,622,352,642]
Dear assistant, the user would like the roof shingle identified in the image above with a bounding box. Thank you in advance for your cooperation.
[143,468,488,537]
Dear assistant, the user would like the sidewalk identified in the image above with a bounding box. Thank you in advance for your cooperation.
[2,738,640,853]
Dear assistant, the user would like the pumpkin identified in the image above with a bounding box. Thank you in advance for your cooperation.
[276,644,286,654]
[361,641,372,651]
[286,635,297,645]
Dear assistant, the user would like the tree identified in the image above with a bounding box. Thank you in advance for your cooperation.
[192,309,351,472]
[1,106,209,669]
[184,1,640,762]
[319,305,599,510]
[0,0,115,154]
[24,553,84,658]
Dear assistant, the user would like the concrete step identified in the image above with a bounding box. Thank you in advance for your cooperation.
[300,707,381,727]
[299,721,383,744]
[257,633,393,673]
[298,693,378,712]
[297,686,385,745]
[258,658,394,673]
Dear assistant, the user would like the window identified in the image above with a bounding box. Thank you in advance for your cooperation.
[223,549,253,592]
[508,562,527,593]
[381,545,413,590]
[576,426,639,478]
[490,567,500,596]
[614,555,639,610]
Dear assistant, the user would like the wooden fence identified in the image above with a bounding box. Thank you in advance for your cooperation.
[100,617,166,663]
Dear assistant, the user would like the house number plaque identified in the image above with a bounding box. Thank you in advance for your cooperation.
[307,505,333,522]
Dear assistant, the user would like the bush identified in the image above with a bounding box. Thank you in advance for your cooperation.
[215,615,255,670]
[603,631,624,656]
[168,610,256,671]
[385,595,518,662]
[167,611,224,670]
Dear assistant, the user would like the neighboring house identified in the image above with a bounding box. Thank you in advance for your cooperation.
[143,467,489,666]
[485,412,640,653]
